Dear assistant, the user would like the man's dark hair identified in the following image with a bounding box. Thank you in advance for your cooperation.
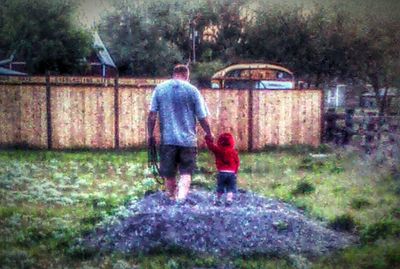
[173,64,189,76]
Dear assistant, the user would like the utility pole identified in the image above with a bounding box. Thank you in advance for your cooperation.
[192,27,197,63]
[189,19,197,63]
[189,15,200,63]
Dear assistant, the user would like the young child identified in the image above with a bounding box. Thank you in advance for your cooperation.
[205,133,240,206]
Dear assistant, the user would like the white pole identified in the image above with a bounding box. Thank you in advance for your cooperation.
[336,86,339,107]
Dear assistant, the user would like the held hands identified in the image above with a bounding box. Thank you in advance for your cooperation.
[204,133,214,142]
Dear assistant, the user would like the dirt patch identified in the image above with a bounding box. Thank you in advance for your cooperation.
[86,190,355,257]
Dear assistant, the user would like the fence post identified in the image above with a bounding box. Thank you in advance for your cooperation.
[320,90,325,144]
[248,87,254,151]
[114,75,120,149]
[46,72,52,149]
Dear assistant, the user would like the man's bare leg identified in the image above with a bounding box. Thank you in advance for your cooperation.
[165,177,177,200]
[227,192,234,202]
[176,174,191,202]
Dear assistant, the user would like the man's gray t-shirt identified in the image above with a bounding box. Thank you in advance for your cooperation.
[150,79,208,147]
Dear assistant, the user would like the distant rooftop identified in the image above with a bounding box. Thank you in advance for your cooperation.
[93,31,116,68]
[0,67,27,76]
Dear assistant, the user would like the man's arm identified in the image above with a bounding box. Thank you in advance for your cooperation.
[147,111,157,145]
[205,135,220,153]
[199,117,212,140]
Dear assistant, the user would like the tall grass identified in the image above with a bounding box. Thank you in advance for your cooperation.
[0,147,399,268]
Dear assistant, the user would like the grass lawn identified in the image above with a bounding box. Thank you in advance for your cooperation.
[0,147,399,269]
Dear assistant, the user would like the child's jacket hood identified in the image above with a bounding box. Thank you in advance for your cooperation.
[217,133,235,149]
[205,132,240,173]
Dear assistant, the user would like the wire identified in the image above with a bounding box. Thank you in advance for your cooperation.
[147,142,165,185]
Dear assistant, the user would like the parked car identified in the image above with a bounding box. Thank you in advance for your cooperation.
[211,63,295,90]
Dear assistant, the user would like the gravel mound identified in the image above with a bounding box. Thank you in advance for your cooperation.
[86,190,354,257]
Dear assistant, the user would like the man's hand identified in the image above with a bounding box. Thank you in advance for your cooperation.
[205,134,213,142]
[199,118,213,141]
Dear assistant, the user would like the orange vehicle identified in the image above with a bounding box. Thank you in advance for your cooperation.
[211,63,295,90]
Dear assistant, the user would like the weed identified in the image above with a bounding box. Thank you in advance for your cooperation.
[0,249,34,269]
[298,156,344,174]
[191,174,214,190]
[361,219,400,243]
[262,144,325,155]
[292,199,309,211]
[350,197,371,209]
[193,255,218,267]
[233,253,292,269]
[292,180,315,196]
[269,181,282,189]
[273,220,289,232]
[385,243,400,268]
[391,207,400,219]
[314,239,400,269]
[298,157,325,172]
[328,214,356,232]
[111,259,131,269]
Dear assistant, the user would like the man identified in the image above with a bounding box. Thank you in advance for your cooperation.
[147,64,212,203]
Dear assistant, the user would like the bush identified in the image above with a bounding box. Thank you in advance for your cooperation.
[298,156,344,174]
[190,61,225,88]
[298,157,325,172]
[350,197,371,209]
[292,181,315,196]
[361,220,400,243]
[292,199,309,211]
[316,239,400,269]
[329,214,356,232]
[0,249,34,269]
[317,144,332,153]
[385,243,400,268]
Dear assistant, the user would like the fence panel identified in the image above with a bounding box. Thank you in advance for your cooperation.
[0,84,47,148]
[252,90,322,148]
[51,86,115,149]
[200,89,250,151]
[118,87,154,148]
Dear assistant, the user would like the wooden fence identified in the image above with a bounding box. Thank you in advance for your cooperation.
[0,76,323,151]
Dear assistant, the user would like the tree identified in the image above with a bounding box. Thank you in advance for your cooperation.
[99,0,250,76]
[241,2,400,103]
[242,5,356,87]
[100,0,400,103]
[347,19,400,115]
[0,0,93,74]
[99,0,187,76]
[195,0,248,62]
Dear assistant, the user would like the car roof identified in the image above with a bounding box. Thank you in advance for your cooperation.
[212,63,293,79]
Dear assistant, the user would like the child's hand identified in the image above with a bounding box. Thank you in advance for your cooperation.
[205,134,213,142]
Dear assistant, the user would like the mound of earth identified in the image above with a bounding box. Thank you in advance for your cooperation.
[86,190,354,257]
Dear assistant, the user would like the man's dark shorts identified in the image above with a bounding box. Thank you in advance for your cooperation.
[160,145,197,178]
[216,172,237,193]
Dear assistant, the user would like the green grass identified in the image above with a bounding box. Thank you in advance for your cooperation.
[0,147,399,268]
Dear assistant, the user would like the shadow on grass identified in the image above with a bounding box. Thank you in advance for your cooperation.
[260,144,332,155]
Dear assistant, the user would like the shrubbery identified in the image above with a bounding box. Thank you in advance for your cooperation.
[292,180,315,196]
[361,219,400,243]
[329,214,356,232]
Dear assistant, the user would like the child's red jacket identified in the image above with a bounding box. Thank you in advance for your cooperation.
[205,133,240,173]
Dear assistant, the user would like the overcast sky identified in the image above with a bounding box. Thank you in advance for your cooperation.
[78,0,112,26]
[77,0,400,27]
